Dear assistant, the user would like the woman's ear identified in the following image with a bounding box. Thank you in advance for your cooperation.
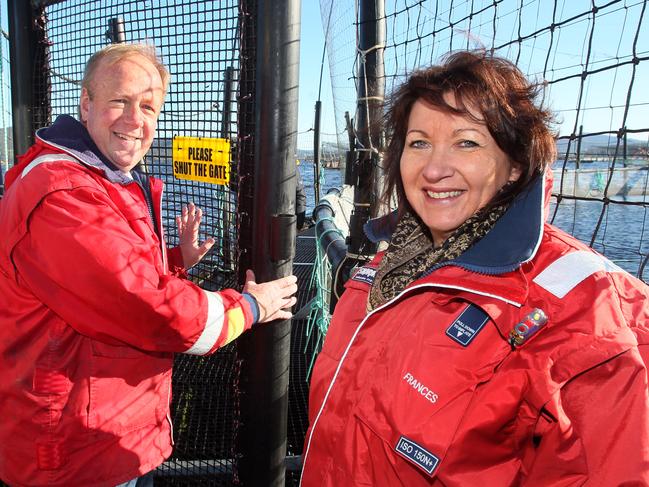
[509,161,523,182]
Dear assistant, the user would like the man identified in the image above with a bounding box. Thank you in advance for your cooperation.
[0,43,297,487]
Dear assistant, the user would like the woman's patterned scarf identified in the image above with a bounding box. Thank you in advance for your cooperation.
[367,203,508,311]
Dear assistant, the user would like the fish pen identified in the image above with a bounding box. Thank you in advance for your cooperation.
[0,0,648,486]
[2,0,299,485]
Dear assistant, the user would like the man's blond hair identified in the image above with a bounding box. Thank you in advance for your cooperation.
[82,43,170,96]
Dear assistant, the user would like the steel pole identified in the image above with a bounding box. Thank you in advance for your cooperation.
[7,1,38,156]
[346,0,385,259]
[313,100,322,205]
[237,0,300,485]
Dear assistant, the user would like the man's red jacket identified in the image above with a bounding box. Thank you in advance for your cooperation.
[0,116,256,486]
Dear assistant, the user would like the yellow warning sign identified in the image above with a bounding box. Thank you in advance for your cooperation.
[172,136,230,185]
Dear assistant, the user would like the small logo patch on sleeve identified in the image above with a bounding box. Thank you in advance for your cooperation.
[351,266,377,285]
[394,436,439,476]
[445,304,489,347]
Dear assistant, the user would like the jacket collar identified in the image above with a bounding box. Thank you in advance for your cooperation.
[36,114,142,185]
[365,174,545,275]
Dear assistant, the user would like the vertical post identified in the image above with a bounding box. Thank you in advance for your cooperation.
[623,126,628,166]
[221,66,234,139]
[575,124,582,169]
[313,100,322,205]
[0,14,8,177]
[106,17,126,43]
[220,66,235,270]
[7,1,39,156]
[347,0,385,259]
[237,0,300,485]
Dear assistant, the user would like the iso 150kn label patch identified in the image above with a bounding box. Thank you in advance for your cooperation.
[394,436,439,476]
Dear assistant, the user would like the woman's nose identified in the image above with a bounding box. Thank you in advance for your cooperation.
[421,149,453,181]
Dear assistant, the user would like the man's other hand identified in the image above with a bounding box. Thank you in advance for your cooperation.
[243,270,298,323]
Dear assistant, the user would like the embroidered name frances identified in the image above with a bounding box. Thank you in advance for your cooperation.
[403,372,438,403]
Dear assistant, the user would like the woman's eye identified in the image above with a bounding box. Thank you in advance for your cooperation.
[408,139,429,149]
[458,139,479,148]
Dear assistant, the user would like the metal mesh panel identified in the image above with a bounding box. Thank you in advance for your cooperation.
[31,1,251,483]
[41,1,241,286]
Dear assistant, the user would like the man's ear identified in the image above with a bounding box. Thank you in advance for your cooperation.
[79,87,90,123]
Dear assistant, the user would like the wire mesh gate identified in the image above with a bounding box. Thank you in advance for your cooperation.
[40,0,243,288]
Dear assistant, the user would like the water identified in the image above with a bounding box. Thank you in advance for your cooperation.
[298,161,648,278]
[298,163,343,215]
[550,197,648,277]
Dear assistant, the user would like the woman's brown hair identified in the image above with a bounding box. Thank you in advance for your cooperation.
[382,50,556,212]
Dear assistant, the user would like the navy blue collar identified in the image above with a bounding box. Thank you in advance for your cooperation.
[36,114,145,185]
[364,175,545,274]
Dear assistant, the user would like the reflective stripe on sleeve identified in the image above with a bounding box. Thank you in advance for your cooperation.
[21,154,79,178]
[223,307,246,346]
[184,290,226,355]
[533,250,626,298]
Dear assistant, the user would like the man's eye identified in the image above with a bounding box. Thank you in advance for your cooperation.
[142,105,156,113]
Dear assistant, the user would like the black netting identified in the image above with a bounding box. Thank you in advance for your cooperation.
[321,0,649,281]
[40,0,242,288]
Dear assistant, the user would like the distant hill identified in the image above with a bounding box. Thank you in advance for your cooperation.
[556,134,647,157]
[154,134,647,161]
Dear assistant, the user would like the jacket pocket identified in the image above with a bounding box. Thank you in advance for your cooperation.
[88,343,172,435]
[351,329,510,483]
[90,340,149,358]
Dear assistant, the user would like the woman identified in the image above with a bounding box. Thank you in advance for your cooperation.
[300,51,649,486]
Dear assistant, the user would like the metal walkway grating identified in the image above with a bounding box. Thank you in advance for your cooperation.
[287,226,319,466]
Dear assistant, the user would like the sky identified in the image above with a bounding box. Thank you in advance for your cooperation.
[296,0,649,149]
[0,1,646,153]
[297,2,336,150]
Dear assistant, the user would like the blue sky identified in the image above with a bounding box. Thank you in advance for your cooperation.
[297,2,336,149]
[1,1,646,152]
[297,0,649,150]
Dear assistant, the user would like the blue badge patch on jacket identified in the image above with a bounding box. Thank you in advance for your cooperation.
[395,436,439,476]
[351,266,376,285]
[445,304,489,347]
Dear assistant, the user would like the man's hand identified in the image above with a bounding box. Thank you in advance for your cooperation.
[243,270,298,323]
[177,202,215,269]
